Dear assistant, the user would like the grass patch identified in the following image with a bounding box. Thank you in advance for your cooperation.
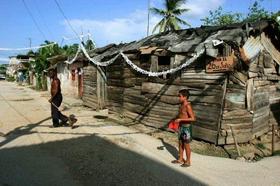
[6,76,15,82]
[256,143,266,150]
[273,150,280,156]
[192,146,229,158]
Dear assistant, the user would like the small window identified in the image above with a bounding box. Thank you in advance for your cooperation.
[158,56,171,66]
[217,44,231,57]
[139,54,151,71]
[139,54,150,64]
[158,56,171,79]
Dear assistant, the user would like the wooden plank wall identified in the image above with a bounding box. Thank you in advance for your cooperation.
[82,65,98,108]
[82,55,227,143]
[219,83,253,144]
[180,69,226,143]
[252,84,270,137]
[252,51,280,137]
[219,51,280,145]
[269,84,280,127]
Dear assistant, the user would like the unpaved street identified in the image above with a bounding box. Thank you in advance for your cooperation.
[0,81,279,186]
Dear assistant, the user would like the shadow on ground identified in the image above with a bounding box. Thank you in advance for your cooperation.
[0,134,205,186]
[0,117,52,148]
[158,137,178,159]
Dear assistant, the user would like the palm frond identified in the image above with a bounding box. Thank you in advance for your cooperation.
[160,19,168,32]
[167,0,186,11]
[173,8,189,15]
[169,16,181,30]
[175,17,191,27]
[150,7,166,16]
[152,19,165,33]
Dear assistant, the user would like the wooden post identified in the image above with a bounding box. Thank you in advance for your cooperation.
[230,126,241,157]
[96,66,107,111]
[150,55,158,72]
[246,79,254,111]
[272,124,275,155]
[216,76,228,145]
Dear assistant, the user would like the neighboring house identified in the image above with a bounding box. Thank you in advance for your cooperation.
[81,19,280,145]
[6,56,20,79]
[7,55,34,84]
[0,64,8,80]
[47,55,88,98]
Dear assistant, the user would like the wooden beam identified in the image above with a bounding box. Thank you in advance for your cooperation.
[216,77,228,145]
[230,126,241,157]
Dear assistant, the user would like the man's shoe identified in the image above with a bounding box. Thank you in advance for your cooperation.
[68,114,77,127]
[60,121,69,127]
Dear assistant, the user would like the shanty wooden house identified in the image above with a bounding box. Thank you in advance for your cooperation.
[81,19,280,145]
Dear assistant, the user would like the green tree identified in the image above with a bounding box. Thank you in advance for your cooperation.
[31,41,62,90]
[150,0,191,33]
[271,11,280,28]
[201,0,279,26]
[201,6,243,26]
[0,65,7,74]
[245,0,271,22]
[62,43,79,56]
[85,40,95,50]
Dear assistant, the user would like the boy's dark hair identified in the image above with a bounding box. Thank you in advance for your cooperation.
[179,89,190,99]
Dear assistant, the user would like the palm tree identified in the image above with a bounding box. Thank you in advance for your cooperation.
[150,0,190,33]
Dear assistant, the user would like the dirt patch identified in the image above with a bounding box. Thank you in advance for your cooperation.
[222,131,280,161]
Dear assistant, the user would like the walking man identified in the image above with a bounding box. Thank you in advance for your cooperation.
[48,69,69,127]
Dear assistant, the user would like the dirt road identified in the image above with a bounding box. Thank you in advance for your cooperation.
[0,81,279,186]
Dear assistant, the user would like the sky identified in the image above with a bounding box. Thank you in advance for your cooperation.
[0,0,279,64]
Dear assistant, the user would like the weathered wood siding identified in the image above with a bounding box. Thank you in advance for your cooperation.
[82,65,98,108]
[219,51,280,145]
[83,55,226,143]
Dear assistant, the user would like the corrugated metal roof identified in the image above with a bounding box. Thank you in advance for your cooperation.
[261,33,280,65]
[242,36,263,62]
[76,19,279,62]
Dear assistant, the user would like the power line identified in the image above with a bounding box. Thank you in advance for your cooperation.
[21,0,47,40]
[33,0,55,40]
[147,0,151,36]
[53,0,80,39]
[0,42,57,51]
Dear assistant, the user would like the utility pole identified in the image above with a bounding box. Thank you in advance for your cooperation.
[81,26,85,43]
[28,37,32,48]
[147,0,151,36]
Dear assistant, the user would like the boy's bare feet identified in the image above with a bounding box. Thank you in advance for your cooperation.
[171,159,184,164]
[181,162,191,167]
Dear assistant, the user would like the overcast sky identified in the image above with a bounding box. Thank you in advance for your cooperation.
[0,0,279,64]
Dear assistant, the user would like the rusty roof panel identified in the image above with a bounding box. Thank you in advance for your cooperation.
[261,33,280,65]
[242,36,263,62]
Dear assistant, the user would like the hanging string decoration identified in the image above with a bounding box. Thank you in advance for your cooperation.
[65,42,205,77]
[0,43,57,51]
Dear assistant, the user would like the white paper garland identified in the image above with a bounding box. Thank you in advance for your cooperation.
[120,49,205,77]
[0,42,57,51]
[65,45,82,64]
[65,43,205,77]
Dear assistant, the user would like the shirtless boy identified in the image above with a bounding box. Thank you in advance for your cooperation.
[172,89,195,167]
